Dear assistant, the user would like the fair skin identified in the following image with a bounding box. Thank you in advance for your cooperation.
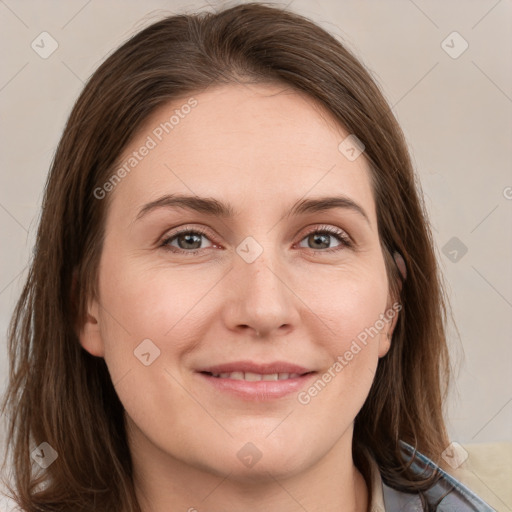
[79,82,399,512]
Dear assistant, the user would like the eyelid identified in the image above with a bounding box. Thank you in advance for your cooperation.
[300,224,351,241]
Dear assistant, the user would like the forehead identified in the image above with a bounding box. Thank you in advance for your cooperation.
[107,82,376,225]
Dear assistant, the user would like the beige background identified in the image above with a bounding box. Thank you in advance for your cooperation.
[0,0,511,505]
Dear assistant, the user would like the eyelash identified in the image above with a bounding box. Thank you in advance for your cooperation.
[159,225,352,256]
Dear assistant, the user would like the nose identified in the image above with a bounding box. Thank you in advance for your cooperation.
[221,248,300,339]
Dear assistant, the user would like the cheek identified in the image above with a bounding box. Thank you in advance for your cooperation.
[94,257,211,430]
[301,262,389,348]
[297,264,389,403]
[97,253,209,345]
[94,253,232,426]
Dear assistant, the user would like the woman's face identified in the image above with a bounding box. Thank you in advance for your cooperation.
[80,82,398,481]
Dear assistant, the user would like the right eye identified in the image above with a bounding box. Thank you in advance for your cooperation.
[160,227,216,255]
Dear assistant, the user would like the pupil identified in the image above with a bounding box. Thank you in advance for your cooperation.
[180,233,201,249]
[311,233,329,249]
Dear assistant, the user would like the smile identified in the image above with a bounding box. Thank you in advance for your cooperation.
[195,361,317,401]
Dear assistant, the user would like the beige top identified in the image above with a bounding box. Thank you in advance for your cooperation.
[365,442,512,511]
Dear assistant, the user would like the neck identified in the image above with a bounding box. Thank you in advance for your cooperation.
[128,422,369,512]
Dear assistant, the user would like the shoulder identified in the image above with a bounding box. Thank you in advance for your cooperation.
[375,440,507,511]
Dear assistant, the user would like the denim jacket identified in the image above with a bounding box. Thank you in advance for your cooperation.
[373,440,497,511]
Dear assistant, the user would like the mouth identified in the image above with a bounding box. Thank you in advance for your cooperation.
[195,361,317,401]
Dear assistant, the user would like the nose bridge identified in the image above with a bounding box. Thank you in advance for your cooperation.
[238,239,286,303]
[227,235,298,335]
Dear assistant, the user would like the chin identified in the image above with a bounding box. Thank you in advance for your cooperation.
[223,436,316,483]
[222,455,309,484]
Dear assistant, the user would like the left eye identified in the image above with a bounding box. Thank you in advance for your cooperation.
[297,227,351,252]
[160,226,351,254]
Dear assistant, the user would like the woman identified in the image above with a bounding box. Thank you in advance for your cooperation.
[0,3,496,511]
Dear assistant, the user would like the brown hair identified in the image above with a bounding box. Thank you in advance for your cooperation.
[1,2,451,510]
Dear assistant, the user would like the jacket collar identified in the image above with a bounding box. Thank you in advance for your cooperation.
[366,440,496,511]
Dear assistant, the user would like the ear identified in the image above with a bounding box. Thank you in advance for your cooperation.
[378,251,406,358]
[78,300,105,358]
[73,270,105,358]
[393,251,407,281]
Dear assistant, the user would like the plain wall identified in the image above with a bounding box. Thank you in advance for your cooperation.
[1,0,511,459]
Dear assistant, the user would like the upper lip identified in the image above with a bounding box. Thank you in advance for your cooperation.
[197,361,314,375]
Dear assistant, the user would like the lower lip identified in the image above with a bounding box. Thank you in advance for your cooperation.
[197,372,317,401]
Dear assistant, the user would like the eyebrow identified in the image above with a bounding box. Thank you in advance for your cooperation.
[135,194,370,225]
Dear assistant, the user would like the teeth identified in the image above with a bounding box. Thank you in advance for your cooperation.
[244,372,262,381]
[209,372,302,380]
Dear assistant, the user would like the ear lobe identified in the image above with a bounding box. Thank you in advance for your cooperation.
[378,310,399,358]
[72,268,105,358]
[378,332,392,358]
[78,299,105,358]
